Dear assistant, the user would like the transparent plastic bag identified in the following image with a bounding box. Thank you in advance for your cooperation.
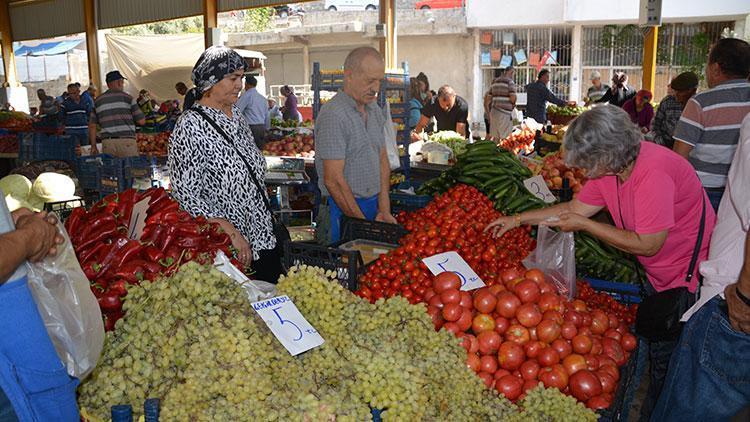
[213,251,277,302]
[25,221,105,379]
[383,101,401,170]
[522,225,576,298]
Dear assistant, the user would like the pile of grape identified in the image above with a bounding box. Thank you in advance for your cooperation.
[78,263,597,421]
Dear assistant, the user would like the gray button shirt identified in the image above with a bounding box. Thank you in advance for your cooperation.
[315,91,385,198]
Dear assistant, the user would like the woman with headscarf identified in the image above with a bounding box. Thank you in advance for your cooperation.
[279,85,302,122]
[168,46,283,283]
[622,89,655,134]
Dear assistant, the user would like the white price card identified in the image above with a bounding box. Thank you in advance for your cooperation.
[252,295,324,356]
[523,175,556,204]
[422,252,486,291]
[127,198,151,240]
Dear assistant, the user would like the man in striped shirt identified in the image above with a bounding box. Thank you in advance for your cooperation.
[89,71,145,154]
[673,38,750,211]
[485,66,517,140]
[58,83,91,146]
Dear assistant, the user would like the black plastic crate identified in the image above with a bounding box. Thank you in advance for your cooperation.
[598,338,647,422]
[339,216,408,245]
[283,241,364,291]
[43,197,87,222]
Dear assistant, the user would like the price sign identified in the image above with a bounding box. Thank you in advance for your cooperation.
[523,175,556,204]
[252,295,324,356]
[127,198,151,240]
[422,252,485,291]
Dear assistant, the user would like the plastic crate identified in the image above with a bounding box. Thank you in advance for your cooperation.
[76,154,108,191]
[98,156,129,194]
[43,197,87,222]
[283,241,364,291]
[17,132,34,162]
[33,133,77,163]
[339,217,408,245]
[390,191,432,214]
[585,277,641,304]
[124,156,155,180]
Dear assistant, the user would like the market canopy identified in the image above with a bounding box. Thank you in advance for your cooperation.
[13,40,83,56]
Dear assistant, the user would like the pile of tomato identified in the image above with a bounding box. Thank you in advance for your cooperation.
[576,280,638,326]
[355,184,535,302]
[423,269,637,410]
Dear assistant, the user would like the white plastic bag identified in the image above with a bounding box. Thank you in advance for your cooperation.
[383,101,401,170]
[26,221,105,379]
[522,225,576,298]
[213,251,276,302]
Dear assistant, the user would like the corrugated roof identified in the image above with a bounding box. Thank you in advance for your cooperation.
[9,0,86,41]
[98,0,203,29]
[219,0,315,12]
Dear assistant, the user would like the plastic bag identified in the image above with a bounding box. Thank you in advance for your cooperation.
[383,101,401,170]
[25,221,105,379]
[522,225,576,298]
[213,251,277,302]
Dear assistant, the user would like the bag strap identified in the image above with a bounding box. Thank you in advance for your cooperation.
[685,197,706,283]
[190,106,274,217]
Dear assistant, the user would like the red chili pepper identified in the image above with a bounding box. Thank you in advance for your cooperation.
[78,242,109,265]
[82,261,102,281]
[97,237,129,276]
[115,189,136,223]
[108,279,128,296]
[142,260,162,274]
[176,223,201,236]
[159,226,178,250]
[195,215,207,225]
[110,240,144,272]
[145,202,180,225]
[97,290,122,312]
[74,223,117,254]
[142,245,165,263]
[73,213,116,245]
[97,193,119,214]
[146,187,168,209]
[141,224,164,244]
[210,232,231,246]
[176,236,204,249]
[65,207,86,237]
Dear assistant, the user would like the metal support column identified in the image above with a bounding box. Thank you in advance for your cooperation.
[83,0,101,90]
[570,25,583,102]
[379,0,396,68]
[0,0,18,86]
[642,26,659,94]
[204,0,218,49]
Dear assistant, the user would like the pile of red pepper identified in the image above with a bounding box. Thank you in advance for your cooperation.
[65,187,238,330]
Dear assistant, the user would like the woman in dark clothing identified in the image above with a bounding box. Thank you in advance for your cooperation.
[280,85,301,122]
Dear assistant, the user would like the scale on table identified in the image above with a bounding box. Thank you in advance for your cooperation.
[265,156,310,210]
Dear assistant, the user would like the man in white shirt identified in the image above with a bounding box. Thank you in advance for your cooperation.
[236,76,269,148]
[652,114,750,421]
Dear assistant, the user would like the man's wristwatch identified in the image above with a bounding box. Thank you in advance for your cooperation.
[735,285,750,308]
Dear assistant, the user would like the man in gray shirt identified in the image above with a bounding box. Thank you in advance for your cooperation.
[315,46,397,242]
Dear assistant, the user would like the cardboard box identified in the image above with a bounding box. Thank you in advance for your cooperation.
[102,138,139,157]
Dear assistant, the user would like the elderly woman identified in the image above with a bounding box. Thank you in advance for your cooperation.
[486,105,716,420]
[622,89,655,134]
[168,46,282,283]
[279,85,302,122]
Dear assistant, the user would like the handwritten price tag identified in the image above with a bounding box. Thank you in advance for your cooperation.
[252,295,324,356]
[523,175,556,204]
[422,252,486,291]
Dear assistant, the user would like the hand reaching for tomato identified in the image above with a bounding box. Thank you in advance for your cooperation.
[485,216,520,239]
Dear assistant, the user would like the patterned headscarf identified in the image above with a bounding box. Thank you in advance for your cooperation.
[191,46,248,96]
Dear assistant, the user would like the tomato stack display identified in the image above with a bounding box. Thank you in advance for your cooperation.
[136,132,170,157]
[65,187,238,330]
[526,150,588,193]
[497,128,535,155]
[355,184,535,302]
[420,269,637,410]
[576,280,638,326]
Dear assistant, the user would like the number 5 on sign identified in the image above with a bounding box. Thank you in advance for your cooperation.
[252,295,324,356]
[422,251,486,291]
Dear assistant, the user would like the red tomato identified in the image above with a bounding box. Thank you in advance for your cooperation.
[479,355,498,374]
[473,290,498,313]
[495,375,524,401]
[542,310,564,324]
[515,280,541,304]
[590,309,609,335]
[505,324,531,345]
[524,269,545,284]
[536,319,561,344]
[586,395,612,410]
[498,341,526,370]
[572,334,593,354]
[538,347,560,367]
[442,303,463,322]
[538,293,562,312]
[551,339,572,359]
[494,316,510,335]
[434,272,461,293]
[520,359,541,381]
[562,353,588,376]
[524,341,545,359]
[500,268,525,284]
[459,291,474,309]
[584,354,600,371]
[539,364,569,390]
[561,322,578,340]
[516,303,542,328]
[456,308,474,332]
[477,371,494,388]
[472,313,496,334]
[596,370,616,394]
[604,329,622,342]
[443,322,461,336]
[477,330,502,355]
[621,333,637,352]
[602,337,627,366]
[496,291,522,319]
[440,288,461,305]
[569,370,603,401]
[466,353,481,372]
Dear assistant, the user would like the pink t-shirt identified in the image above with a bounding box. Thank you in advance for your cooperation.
[577,142,716,292]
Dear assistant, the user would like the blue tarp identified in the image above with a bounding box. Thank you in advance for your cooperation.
[14,40,82,56]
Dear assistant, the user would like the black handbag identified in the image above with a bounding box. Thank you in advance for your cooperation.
[191,107,291,250]
[633,197,706,342]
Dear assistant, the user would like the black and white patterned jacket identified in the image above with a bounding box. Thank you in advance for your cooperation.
[168,103,275,259]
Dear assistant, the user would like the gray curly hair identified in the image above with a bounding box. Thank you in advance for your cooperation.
[563,105,641,178]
